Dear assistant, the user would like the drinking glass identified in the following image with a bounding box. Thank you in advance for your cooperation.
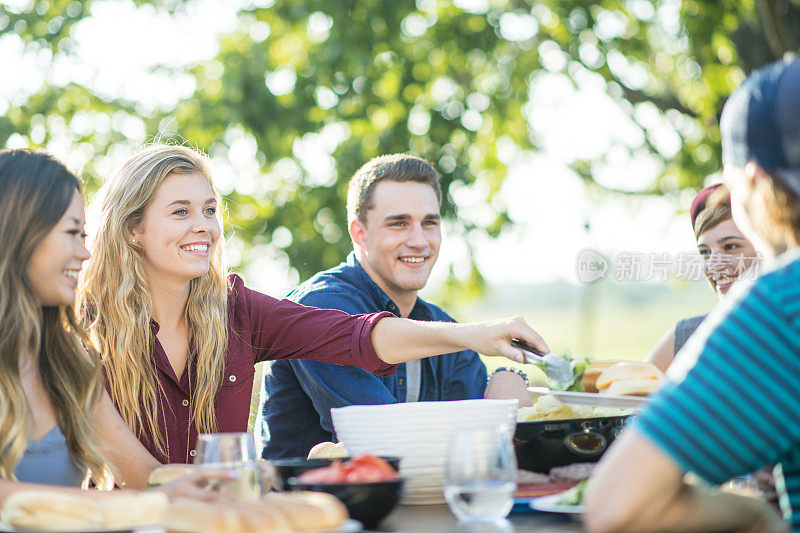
[444,425,517,522]
[720,474,763,499]
[195,432,262,501]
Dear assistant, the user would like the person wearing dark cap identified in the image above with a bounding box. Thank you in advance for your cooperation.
[585,55,800,533]
[645,183,757,372]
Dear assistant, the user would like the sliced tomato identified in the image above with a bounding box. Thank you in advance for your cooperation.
[297,454,399,484]
[297,459,348,483]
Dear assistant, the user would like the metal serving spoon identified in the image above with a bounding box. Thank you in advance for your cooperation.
[510,338,574,385]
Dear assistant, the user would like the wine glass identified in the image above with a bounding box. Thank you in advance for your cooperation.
[444,424,517,522]
[194,432,262,501]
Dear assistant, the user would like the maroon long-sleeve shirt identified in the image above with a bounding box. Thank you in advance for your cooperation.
[108,274,395,464]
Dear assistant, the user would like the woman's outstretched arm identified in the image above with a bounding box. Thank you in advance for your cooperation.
[371,316,548,365]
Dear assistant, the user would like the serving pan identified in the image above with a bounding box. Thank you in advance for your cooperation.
[514,415,632,473]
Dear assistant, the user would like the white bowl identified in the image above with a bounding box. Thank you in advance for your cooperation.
[332,399,518,504]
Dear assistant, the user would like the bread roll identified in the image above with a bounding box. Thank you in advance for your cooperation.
[1,491,104,530]
[164,499,248,533]
[603,377,663,396]
[102,492,170,528]
[164,492,347,533]
[0,491,168,531]
[307,441,348,460]
[234,499,293,532]
[149,464,198,486]
[263,491,348,531]
[581,360,627,392]
[595,362,664,391]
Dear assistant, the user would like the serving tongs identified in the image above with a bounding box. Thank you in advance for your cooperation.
[511,338,573,385]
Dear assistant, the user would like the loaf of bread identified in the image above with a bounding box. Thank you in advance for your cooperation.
[263,491,348,531]
[148,464,198,486]
[1,490,169,530]
[164,491,347,532]
[150,460,279,493]
[165,499,253,533]
[2,479,345,532]
[100,492,170,528]
[1,491,105,530]
[595,362,665,396]
[580,360,627,392]
[307,441,348,460]
[604,377,663,396]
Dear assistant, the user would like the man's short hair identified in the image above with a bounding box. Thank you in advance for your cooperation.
[346,154,442,224]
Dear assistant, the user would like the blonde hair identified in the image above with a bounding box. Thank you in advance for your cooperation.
[79,145,229,460]
[0,150,113,488]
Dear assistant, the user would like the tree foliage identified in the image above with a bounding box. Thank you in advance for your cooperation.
[2,0,799,285]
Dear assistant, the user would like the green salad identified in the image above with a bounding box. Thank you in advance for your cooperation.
[532,351,593,391]
[557,480,588,506]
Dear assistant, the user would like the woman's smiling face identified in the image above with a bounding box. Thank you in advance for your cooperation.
[696,217,758,297]
[131,172,221,286]
[26,189,90,307]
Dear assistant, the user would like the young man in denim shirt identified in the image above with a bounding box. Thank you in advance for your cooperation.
[256,154,530,459]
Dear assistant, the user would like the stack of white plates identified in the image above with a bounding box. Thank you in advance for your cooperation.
[331,399,518,504]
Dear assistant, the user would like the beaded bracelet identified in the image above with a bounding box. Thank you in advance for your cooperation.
[488,366,529,386]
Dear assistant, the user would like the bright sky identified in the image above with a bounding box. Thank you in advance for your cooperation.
[0,0,707,296]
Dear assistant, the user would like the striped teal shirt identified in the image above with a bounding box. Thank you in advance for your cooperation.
[635,249,800,530]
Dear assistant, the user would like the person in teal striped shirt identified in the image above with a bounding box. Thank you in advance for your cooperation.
[585,55,800,533]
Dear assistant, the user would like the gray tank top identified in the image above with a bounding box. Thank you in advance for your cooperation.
[673,314,707,355]
[14,425,85,486]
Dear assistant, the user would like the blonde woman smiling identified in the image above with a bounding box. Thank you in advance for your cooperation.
[0,149,215,503]
[79,144,548,464]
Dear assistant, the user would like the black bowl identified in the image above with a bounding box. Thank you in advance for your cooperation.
[271,456,401,491]
[514,415,632,473]
[287,477,404,528]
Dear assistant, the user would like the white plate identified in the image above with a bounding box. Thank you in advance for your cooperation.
[529,493,584,515]
[528,387,649,408]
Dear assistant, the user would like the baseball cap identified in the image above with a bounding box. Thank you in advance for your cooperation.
[720,55,800,197]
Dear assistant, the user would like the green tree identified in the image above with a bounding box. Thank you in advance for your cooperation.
[2,0,799,287]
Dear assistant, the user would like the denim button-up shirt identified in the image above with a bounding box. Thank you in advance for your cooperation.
[256,253,487,459]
